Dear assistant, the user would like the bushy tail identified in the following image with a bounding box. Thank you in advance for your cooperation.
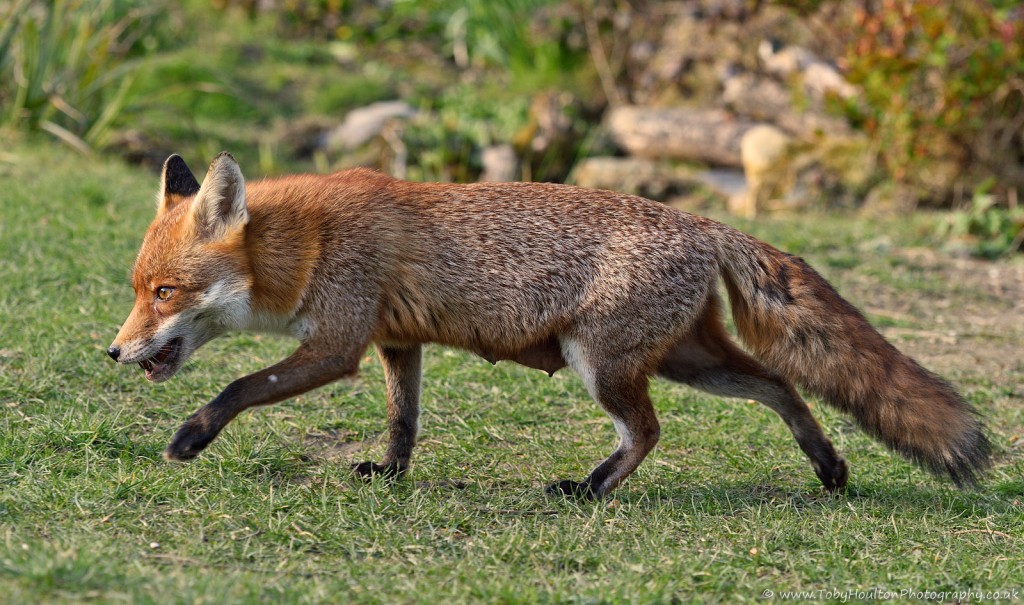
[714,225,990,486]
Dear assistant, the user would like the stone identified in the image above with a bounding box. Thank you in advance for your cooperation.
[758,40,858,100]
[480,145,519,182]
[722,73,850,138]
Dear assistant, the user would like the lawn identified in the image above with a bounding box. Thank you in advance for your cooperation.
[1,139,1022,603]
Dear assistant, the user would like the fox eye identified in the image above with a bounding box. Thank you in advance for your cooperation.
[156,286,175,301]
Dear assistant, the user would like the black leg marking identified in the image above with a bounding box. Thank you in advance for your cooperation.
[352,460,405,480]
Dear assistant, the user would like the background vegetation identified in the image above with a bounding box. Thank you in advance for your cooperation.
[1,0,1022,257]
[1,1,1023,602]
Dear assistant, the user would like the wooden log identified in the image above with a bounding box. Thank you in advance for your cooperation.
[607,106,756,167]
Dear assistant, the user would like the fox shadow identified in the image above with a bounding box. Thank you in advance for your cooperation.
[597,477,1019,519]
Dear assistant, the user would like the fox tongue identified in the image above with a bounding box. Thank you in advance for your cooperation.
[140,356,168,380]
[138,338,181,378]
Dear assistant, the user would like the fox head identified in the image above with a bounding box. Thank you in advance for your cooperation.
[108,153,254,382]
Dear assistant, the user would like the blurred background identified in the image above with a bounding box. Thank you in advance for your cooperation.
[1,0,1022,256]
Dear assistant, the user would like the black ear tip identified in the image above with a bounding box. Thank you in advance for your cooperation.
[212,151,236,164]
[163,153,186,168]
[162,154,200,197]
[164,154,186,170]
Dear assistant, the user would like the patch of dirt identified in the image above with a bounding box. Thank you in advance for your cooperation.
[301,429,383,464]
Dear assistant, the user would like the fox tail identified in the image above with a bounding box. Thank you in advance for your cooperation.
[714,225,990,486]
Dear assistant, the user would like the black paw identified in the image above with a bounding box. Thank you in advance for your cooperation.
[545,479,597,500]
[352,461,404,480]
[816,457,849,493]
[164,422,218,462]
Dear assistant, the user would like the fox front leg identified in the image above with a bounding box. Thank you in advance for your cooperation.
[164,342,362,461]
[352,343,422,479]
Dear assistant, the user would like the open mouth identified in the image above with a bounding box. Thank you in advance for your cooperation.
[139,337,183,381]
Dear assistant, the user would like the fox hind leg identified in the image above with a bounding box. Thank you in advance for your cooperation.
[353,343,422,479]
[658,301,848,491]
[550,337,661,499]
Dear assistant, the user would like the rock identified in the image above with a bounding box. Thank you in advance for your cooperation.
[802,62,858,101]
[323,101,417,152]
[607,105,757,167]
[699,0,756,21]
[641,14,708,83]
[758,40,817,78]
[722,73,850,138]
[758,40,858,101]
[633,11,744,105]
[722,73,792,119]
[480,145,519,182]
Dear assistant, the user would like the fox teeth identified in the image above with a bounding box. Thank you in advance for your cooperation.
[137,338,182,375]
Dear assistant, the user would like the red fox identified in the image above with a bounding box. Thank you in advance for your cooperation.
[108,153,990,498]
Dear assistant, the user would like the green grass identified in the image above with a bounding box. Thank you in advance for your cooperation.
[1,141,1022,603]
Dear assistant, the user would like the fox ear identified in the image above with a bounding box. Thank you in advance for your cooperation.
[158,154,201,215]
[191,152,248,240]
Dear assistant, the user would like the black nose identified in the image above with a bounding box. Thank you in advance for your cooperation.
[107,346,121,361]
